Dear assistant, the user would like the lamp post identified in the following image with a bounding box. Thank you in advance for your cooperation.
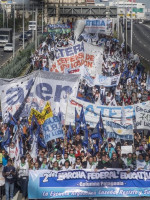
[117,0,119,40]
[42,1,44,34]
[23,0,25,49]
[35,6,38,50]
[3,5,5,28]
[131,0,133,52]
[13,2,15,58]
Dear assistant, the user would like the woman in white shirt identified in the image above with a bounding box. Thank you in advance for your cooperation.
[62,160,72,170]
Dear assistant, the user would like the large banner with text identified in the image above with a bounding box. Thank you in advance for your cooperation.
[0,70,80,122]
[29,169,150,199]
[50,42,103,76]
[65,97,150,128]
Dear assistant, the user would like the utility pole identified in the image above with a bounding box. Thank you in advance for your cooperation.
[131,0,133,52]
[23,0,25,49]
[7,5,8,28]
[3,6,5,28]
[125,0,127,54]
[42,1,44,34]
[32,4,35,43]
[13,3,15,58]
[117,0,119,40]
[35,7,38,50]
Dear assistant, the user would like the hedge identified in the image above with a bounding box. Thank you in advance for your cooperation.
[0,34,45,78]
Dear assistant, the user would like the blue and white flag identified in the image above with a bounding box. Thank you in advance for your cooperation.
[146,73,150,91]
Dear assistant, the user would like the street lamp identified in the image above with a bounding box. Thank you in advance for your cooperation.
[117,0,119,40]
[13,2,15,58]
[131,0,133,52]
[23,0,25,49]
[42,1,44,34]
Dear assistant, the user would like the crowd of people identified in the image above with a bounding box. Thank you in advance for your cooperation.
[77,32,150,105]
[0,22,149,200]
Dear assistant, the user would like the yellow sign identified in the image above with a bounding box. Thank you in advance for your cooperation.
[0,153,2,164]
[28,102,53,125]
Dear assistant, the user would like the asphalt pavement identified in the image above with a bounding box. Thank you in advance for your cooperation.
[128,23,150,62]
[0,36,21,69]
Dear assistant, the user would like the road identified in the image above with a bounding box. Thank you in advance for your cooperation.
[0,36,21,68]
[128,23,150,62]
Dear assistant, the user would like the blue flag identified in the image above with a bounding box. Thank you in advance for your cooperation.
[67,123,73,141]
[91,122,103,145]
[2,127,10,149]
[80,107,86,124]
[9,113,17,126]
[38,136,47,149]
[99,111,104,129]
[75,108,80,134]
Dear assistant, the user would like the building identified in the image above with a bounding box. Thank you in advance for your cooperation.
[109,1,146,20]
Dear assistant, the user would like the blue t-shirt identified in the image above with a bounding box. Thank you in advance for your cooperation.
[3,165,16,183]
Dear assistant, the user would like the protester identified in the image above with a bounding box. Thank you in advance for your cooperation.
[0,21,149,199]
[17,156,29,200]
[2,159,16,200]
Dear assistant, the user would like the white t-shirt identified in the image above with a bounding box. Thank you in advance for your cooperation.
[62,166,72,170]
[115,88,121,96]
[9,147,16,159]
[18,162,29,178]
[136,160,146,170]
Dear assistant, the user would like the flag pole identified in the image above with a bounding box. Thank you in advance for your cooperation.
[64,93,70,126]
[63,93,70,148]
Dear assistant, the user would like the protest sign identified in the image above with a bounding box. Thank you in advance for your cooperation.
[94,74,121,87]
[65,97,150,129]
[0,71,80,122]
[84,19,112,35]
[47,24,71,34]
[28,102,53,125]
[135,103,150,130]
[65,97,135,128]
[68,65,95,87]
[50,42,103,76]
[42,116,63,143]
[29,169,150,199]
[121,146,133,155]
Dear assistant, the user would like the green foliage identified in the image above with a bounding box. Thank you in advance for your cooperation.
[0,35,44,78]
[0,42,34,78]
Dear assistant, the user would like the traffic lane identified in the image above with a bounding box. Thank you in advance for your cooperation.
[136,23,150,40]
[132,31,150,62]
[0,38,21,68]
[127,25,150,62]
[133,24,150,40]
[133,24,150,45]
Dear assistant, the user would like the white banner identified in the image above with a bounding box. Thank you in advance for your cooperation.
[65,97,150,128]
[84,19,112,35]
[135,103,150,130]
[0,71,80,123]
[65,97,136,127]
[94,74,121,87]
[50,42,103,76]
[68,65,95,87]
